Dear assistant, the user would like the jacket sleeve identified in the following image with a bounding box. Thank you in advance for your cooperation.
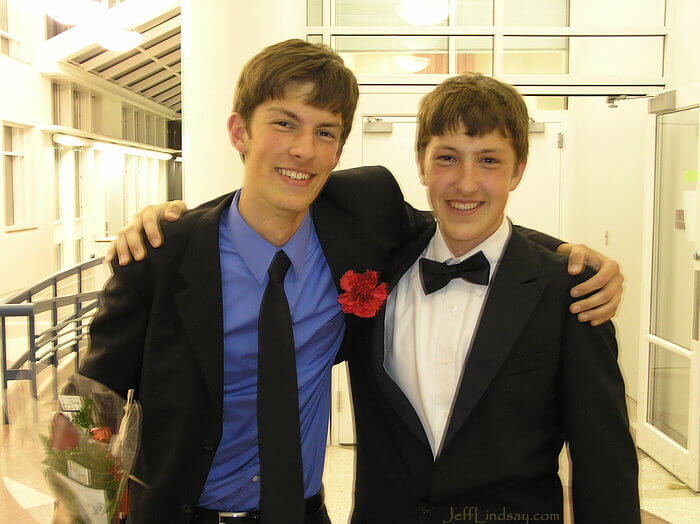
[560,271,641,523]
[80,259,151,400]
[513,224,564,252]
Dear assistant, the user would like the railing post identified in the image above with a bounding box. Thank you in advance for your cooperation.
[1,317,8,425]
[28,313,37,401]
[52,279,59,399]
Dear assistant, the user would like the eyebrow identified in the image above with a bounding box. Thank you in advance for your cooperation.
[432,144,507,155]
[266,106,342,129]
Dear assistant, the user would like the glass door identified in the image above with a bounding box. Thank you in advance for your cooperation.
[637,105,699,491]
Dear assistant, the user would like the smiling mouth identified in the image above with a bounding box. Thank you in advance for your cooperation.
[277,168,312,181]
[447,200,482,211]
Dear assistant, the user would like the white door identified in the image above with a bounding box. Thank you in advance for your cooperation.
[637,103,700,491]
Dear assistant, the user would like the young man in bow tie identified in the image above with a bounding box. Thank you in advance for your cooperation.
[344,74,640,523]
[104,42,630,523]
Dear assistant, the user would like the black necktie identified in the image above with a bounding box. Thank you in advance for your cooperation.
[419,251,491,295]
[257,250,305,524]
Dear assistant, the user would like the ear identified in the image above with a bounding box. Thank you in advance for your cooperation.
[227,113,248,155]
[416,152,427,186]
[510,160,527,191]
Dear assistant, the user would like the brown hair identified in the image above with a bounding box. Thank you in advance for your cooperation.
[416,73,529,166]
[233,39,359,148]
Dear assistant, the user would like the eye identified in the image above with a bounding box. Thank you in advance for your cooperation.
[317,129,337,140]
[481,157,499,165]
[436,154,455,163]
[273,120,292,129]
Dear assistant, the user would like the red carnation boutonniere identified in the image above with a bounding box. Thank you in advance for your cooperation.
[337,269,388,318]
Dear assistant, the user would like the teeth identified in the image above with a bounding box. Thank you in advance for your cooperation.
[278,168,311,180]
[448,201,480,211]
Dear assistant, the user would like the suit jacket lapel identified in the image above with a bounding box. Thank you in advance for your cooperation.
[173,194,233,420]
[441,229,547,452]
[367,223,437,448]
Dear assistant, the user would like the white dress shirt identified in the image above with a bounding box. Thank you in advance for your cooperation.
[384,216,512,457]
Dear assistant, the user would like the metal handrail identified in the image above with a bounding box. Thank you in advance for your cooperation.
[0,257,105,424]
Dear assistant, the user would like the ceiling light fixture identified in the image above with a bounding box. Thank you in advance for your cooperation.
[53,134,87,147]
[97,29,144,51]
[45,0,103,26]
[393,55,430,73]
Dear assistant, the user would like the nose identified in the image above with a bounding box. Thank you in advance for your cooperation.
[453,162,479,193]
[289,131,315,161]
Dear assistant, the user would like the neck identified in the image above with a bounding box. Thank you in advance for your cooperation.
[238,192,305,247]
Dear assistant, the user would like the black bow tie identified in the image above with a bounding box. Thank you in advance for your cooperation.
[419,251,490,295]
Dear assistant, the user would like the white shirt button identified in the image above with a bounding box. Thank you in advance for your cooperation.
[450,305,456,312]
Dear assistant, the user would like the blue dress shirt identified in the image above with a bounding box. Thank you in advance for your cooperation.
[198,191,344,511]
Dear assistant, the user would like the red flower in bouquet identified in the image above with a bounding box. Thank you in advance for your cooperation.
[90,426,112,443]
[50,412,79,451]
[337,270,388,318]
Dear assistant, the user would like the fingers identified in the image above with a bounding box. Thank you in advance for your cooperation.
[570,258,620,298]
[570,273,624,325]
[142,201,186,247]
[141,206,164,248]
[566,244,587,275]
[124,221,148,262]
[113,233,133,266]
[164,200,187,220]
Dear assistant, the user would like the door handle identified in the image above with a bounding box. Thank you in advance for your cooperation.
[695,250,700,261]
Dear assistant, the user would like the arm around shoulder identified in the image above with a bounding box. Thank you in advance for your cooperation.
[560,274,640,523]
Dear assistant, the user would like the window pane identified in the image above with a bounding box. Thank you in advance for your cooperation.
[571,36,664,78]
[307,0,322,25]
[503,37,568,74]
[335,36,448,75]
[455,36,493,74]
[652,108,698,349]
[454,0,493,25]
[72,88,82,130]
[0,0,8,32]
[571,0,664,27]
[335,0,449,27]
[1,36,8,56]
[503,0,569,26]
[73,148,81,218]
[54,147,61,220]
[52,82,62,126]
[55,243,63,271]
[307,34,323,44]
[533,96,568,111]
[648,344,690,448]
[4,155,14,225]
[3,125,12,152]
[75,239,82,263]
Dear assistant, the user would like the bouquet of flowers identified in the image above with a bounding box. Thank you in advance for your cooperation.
[39,374,142,524]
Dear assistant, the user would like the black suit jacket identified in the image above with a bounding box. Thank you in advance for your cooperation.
[80,166,422,523]
[347,224,640,524]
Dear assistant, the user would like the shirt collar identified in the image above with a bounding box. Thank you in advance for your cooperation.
[427,214,512,277]
[225,191,311,284]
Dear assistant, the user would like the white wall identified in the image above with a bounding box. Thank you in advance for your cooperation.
[0,52,55,297]
[180,0,306,207]
[666,0,700,92]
